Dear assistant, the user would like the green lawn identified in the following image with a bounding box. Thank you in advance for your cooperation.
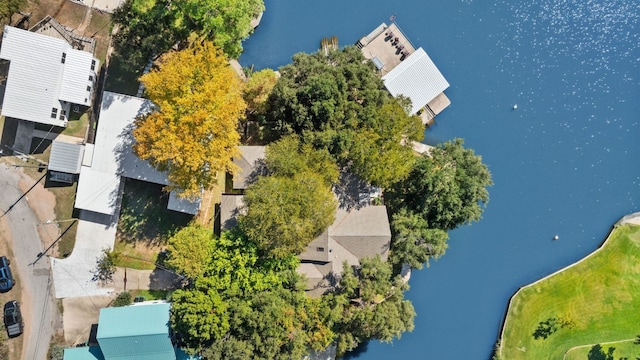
[115,179,192,269]
[564,339,640,359]
[500,224,640,360]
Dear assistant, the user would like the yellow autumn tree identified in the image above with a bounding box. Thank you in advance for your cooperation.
[133,41,246,198]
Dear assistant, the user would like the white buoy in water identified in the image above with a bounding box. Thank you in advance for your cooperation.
[512,104,518,110]
[553,235,559,240]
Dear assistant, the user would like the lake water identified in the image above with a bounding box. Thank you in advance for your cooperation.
[240,1,640,358]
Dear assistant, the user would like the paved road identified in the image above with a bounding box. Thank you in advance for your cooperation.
[0,164,57,360]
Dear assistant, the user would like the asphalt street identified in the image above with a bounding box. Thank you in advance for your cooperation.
[0,164,57,360]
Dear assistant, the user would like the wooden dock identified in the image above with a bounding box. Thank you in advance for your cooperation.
[358,23,451,124]
[357,23,416,76]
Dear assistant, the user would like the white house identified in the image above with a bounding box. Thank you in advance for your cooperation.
[75,91,200,216]
[0,25,99,127]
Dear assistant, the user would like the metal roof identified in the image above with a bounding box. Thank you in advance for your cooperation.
[63,346,105,360]
[382,47,450,115]
[95,92,167,185]
[97,303,175,360]
[59,49,98,105]
[0,26,98,126]
[167,190,201,215]
[49,140,85,174]
[75,166,121,215]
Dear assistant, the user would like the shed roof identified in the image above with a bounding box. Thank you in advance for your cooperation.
[220,195,245,231]
[0,26,98,126]
[382,47,449,115]
[49,140,85,174]
[233,146,265,189]
[97,302,175,360]
[167,191,201,215]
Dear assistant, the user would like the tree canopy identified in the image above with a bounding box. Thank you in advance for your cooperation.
[133,41,246,198]
[239,136,338,258]
[111,0,264,71]
[321,256,416,356]
[169,228,333,358]
[166,224,215,280]
[263,46,423,188]
[387,138,493,231]
[389,208,448,270]
[243,69,278,116]
[0,0,25,25]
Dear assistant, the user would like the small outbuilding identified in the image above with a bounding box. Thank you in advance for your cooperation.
[48,135,85,183]
[62,302,187,360]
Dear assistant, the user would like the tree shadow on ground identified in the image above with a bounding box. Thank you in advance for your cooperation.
[116,179,192,247]
[587,344,615,360]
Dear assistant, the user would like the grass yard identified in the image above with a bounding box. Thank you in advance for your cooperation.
[115,179,193,269]
[564,339,640,359]
[500,224,640,360]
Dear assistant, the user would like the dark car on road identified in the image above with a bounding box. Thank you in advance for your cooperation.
[4,300,23,337]
[0,256,14,292]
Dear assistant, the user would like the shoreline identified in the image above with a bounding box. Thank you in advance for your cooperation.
[496,211,640,358]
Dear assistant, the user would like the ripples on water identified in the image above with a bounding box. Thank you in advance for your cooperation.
[498,0,639,113]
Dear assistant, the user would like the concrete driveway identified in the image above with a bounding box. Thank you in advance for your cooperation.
[0,163,58,360]
[51,210,118,299]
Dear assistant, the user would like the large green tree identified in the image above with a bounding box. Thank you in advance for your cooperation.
[111,0,183,73]
[322,256,416,356]
[389,208,448,270]
[264,46,423,188]
[239,136,338,258]
[239,173,336,258]
[169,228,333,358]
[112,0,264,72]
[166,224,214,280]
[170,229,299,353]
[387,138,493,231]
[264,135,338,186]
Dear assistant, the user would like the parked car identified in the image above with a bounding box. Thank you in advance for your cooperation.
[4,300,23,337]
[0,256,14,292]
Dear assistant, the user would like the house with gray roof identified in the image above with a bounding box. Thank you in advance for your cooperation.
[298,204,391,297]
[0,25,99,128]
[219,166,392,297]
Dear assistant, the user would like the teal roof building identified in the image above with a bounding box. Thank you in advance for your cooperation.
[63,302,185,360]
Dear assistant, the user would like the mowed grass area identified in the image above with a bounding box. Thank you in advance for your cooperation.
[500,224,640,360]
[564,339,640,359]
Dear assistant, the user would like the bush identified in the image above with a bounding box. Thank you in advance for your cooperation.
[93,248,119,284]
[113,291,132,307]
[49,344,64,360]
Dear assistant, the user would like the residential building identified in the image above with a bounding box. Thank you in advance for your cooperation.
[62,301,194,360]
[0,24,98,128]
[74,91,200,216]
